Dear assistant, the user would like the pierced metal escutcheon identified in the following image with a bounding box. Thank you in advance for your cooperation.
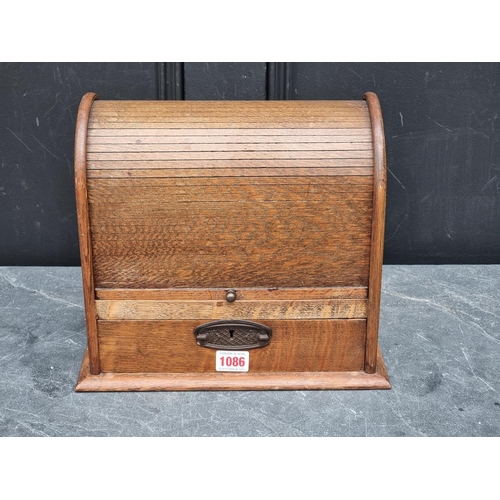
[194,320,272,350]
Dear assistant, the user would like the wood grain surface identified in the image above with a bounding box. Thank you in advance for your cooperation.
[88,175,372,289]
[88,127,372,137]
[89,100,367,112]
[88,101,371,129]
[94,287,368,300]
[96,299,367,320]
[97,319,366,373]
[88,133,372,144]
[87,168,373,178]
[75,346,391,391]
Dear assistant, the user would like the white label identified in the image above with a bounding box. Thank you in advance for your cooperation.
[216,351,249,372]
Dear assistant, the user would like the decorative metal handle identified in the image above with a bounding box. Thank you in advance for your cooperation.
[194,320,272,350]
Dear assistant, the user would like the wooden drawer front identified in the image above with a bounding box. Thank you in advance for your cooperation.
[98,319,366,374]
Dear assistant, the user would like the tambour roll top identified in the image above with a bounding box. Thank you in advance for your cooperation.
[86,100,374,289]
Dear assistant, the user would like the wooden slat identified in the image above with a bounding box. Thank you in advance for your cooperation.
[90,116,369,122]
[92,106,368,117]
[87,168,373,178]
[88,122,370,129]
[87,175,373,188]
[97,319,367,373]
[88,178,371,202]
[92,100,367,110]
[90,102,369,120]
[87,158,373,169]
[96,299,367,320]
[88,128,371,137]
[87,151,373,161]
[90,117,369,125]
[92,110,369,119]
[88,134,372,145]
[94,287,368,300]
[88,178,372,201]
[88,142,373,153]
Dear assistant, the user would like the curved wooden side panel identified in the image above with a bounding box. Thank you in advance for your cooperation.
[75,92,100,374]
[364,92,387,374]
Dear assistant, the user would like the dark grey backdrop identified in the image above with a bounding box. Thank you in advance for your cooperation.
[1,62,499,265]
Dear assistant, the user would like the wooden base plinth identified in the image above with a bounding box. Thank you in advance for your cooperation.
[75,347,391,392]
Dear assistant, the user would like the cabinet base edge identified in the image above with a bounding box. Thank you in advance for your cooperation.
[75,347,391,392]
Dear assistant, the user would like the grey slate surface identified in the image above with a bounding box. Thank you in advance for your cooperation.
[0,265,498,437]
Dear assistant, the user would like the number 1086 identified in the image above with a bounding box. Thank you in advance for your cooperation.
[216,351,249,372]
[220,355,245,367]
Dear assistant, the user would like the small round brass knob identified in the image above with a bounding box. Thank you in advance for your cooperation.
[225,290,237,303]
